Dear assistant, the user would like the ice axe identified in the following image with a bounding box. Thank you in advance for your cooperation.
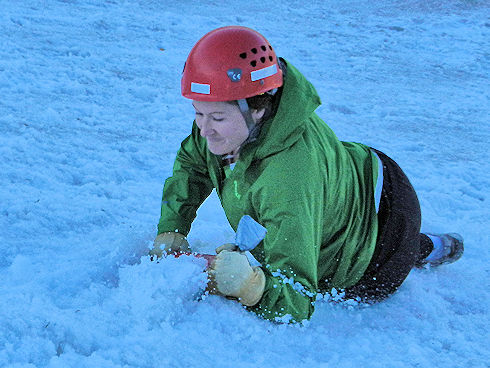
[175,215,267,267]
[233,215,267,267]
[234,215,267,253]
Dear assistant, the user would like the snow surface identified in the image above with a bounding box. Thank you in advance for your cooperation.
[1,0,489,367]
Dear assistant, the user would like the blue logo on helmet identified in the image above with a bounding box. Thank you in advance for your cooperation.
[227,69,242,82]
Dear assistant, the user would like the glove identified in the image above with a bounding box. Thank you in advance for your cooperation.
[149,232,190,260]
[207,250,265,307]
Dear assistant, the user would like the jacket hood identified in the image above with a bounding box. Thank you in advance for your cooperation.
[251,59,322,159]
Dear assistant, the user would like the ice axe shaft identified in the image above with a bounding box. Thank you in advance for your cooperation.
[173,252,215,265]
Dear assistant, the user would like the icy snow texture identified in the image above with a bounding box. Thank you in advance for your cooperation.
[1,0,489,367]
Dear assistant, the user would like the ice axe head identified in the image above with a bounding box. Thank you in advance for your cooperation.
[235,215,267,251]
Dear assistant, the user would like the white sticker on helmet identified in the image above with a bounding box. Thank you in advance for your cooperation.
[250,64,278,82]
[191,82,211,95]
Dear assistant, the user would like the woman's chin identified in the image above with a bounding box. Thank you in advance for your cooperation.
[207,141,230,155]
[207,144,227,155]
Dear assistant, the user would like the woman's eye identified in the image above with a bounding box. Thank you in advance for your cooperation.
[194,112,223,122]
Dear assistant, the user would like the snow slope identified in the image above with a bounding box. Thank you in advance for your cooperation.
[1,0,489,367]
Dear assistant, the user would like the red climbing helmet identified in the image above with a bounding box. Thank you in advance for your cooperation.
[181,26,283,101]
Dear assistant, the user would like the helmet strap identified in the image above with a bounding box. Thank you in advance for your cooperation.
[237,99,256,132]
[222,98,260,163]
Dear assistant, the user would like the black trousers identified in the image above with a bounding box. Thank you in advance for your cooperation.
[344,149,433,302]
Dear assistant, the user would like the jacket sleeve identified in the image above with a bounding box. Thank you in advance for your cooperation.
[157,123,214,236]
[248,187,322,323]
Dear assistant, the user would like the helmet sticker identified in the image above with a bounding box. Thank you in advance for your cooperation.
[191,82,211,95]
[250,64,278,82]
[227,68,242,82]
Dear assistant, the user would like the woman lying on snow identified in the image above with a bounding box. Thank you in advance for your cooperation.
[149,26,464,323]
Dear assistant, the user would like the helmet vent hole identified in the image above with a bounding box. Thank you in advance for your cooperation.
[239,52,247,59]
[269,45,273,50]
[269,56,273,62]
[251,48,258,54]
[260,57,266,63]
[261,45,267,51]
[250,60,257,67]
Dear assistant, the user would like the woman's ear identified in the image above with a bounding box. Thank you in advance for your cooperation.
[251,108,266,123]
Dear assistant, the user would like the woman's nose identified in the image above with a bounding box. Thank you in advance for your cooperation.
[199,117,214,136]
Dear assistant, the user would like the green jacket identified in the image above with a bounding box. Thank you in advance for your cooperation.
[158,60,379,323]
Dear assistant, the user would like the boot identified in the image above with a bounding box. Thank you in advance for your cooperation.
[415,233,464,268]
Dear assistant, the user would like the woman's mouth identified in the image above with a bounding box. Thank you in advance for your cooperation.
[206,136,223,144]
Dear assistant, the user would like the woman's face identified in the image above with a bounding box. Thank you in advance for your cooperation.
[192,100,263,156]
